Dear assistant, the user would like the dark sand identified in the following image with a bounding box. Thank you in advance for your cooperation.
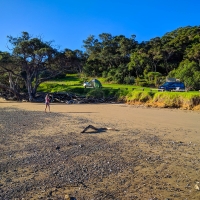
[0,101,200,199]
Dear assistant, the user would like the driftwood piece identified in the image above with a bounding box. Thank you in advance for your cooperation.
[81,125,117,133]
[0,83,23,100]
[0,90,118,104]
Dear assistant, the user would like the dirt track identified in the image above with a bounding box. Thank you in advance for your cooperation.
[0,101,200,199]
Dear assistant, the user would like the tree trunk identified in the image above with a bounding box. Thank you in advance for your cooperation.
[8,73,14,89]
[32,83,40,99]
[26,76,34,102]
[0,83,22,100]
[8,72,14,96]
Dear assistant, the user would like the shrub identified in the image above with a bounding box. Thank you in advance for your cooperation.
[86,88,104,99]
[126,91,153,102]
[137,81,148,87]
[102,71,108,78]
[169,59,200,90]
[124,76,135,84]
[152,92,200,108]
[115,89,129,100]
[139,91,153,102]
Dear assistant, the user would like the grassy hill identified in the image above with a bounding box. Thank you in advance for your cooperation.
[37,74,200,110]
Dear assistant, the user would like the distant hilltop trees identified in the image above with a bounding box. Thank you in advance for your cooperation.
[0,26,200,101]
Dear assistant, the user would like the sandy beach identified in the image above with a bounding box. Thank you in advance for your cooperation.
[0,101,200,199]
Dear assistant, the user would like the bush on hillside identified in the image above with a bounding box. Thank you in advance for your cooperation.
[86,89,104,99]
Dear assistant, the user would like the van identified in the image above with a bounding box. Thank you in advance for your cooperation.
[159,82,185,91]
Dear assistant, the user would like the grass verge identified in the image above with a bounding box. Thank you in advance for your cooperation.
[37,74,200,110]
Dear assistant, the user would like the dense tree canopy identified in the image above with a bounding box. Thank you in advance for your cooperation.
[0,32,84,101]
[1,26,200,100]
[82,26,200,88]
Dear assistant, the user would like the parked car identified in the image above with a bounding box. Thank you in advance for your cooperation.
[83,81,92,88]
[159,81,185,91]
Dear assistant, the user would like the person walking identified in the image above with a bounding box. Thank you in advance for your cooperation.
[45,94,50,112]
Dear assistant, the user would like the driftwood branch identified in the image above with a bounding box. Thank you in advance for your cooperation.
[81,125,117,133]
[0,90,118,104]
[0,83,22,100]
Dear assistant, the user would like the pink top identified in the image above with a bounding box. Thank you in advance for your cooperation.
[45,96,50,104]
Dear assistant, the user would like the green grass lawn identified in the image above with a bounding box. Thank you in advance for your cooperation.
[38,74,200,95]
[37,74,200,109]
[38,74,151,93]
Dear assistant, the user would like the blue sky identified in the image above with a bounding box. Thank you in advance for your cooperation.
[0,0,199,52]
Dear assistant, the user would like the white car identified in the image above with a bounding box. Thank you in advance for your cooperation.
[83,82,92,88]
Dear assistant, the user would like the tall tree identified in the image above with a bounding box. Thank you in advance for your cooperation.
[0,51,22,98]
[2,32,70,101]
[185,43,200,65]
[147,37,163,72]
[128,50,147,77]
[82,33,137,78]
[169,59,200,90]
[64,49,87,73]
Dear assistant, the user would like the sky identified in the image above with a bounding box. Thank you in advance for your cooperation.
[0,0,200,52]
